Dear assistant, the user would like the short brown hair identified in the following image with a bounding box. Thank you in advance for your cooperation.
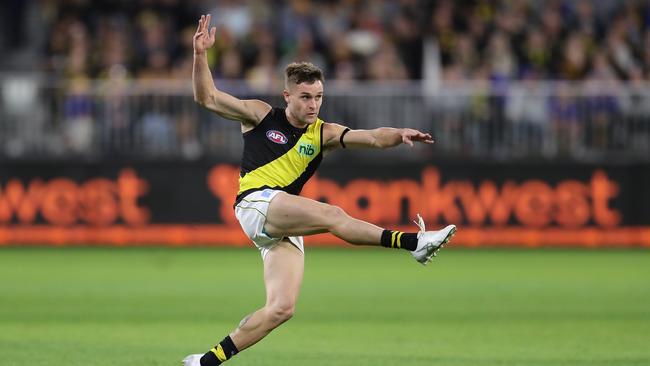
[284,62,324,86]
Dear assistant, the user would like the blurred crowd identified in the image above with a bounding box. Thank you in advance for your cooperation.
[2,0,650,160]
[41,0,650,86]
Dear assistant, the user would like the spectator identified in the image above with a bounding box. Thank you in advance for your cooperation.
[99,64,131,155]
[569,0,602,39]
[520,28,552,78]
[328,31,358,82]
[391,6,423,79]
[585,51,623,150]
[138,95,174,155]
[96,18,132,79]
[278,28,326,73]
[506,70,548,154]
[485,31,516,79]
[559,32,590,80]
[429,0,457,68]
[246,46,280,91]
[452,34,479,77]
[209,0,252,40]
[548,84,581,156]
[365,38,408,80]
[62,77,95,154]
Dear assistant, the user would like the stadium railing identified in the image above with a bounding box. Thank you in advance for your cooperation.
[1,74,649,162]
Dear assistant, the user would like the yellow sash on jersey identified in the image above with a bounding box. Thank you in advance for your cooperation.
[238,119,323,195]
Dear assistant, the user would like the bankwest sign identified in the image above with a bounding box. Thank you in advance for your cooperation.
[1,162,649,247]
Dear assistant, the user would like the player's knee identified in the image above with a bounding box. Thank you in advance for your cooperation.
[266,302,295,326]
[322,205,348,227]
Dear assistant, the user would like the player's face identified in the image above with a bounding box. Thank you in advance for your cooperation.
[284,80,323,126]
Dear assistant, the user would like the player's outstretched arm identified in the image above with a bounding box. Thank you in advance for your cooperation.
[322,123,433,150]
[192,14,270,128]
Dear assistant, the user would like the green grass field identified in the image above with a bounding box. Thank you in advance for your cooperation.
[1,247,649,366]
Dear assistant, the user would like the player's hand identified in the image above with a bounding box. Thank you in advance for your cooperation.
[400,128,434,146]
[193,14,216,55]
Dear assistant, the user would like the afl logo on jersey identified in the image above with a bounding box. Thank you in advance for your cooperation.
[266,130,288,144]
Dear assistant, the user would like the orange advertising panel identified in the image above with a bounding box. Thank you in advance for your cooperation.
[1,161,649,247]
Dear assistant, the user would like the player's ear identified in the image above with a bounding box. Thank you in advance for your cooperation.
[283,89,290,103]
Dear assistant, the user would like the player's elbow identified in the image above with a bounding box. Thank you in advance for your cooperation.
[193,89,215,108]
[193,94,208,107]
[194,96,219,113]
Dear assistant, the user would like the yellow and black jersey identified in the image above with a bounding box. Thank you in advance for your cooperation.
[235,107,323,205]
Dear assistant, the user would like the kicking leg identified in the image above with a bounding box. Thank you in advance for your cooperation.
[264,192,456,264]
[264,192,383,245]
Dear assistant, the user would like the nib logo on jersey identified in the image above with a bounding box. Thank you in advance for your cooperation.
[266,130,288,144]
[298,143,315,156]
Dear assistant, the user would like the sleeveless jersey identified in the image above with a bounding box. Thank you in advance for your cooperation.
[235,107,323,205]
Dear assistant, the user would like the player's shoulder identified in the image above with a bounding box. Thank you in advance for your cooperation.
[265,106,286,121]
[243,106,282,134]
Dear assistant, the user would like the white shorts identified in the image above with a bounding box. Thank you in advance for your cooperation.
[234,189,304,259]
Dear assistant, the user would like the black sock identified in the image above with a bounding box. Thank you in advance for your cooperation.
[200,336,239,366]
[380,229,418,251]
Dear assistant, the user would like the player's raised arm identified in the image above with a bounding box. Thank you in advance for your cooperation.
[192,14,271,129]
[322,123,434,151]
